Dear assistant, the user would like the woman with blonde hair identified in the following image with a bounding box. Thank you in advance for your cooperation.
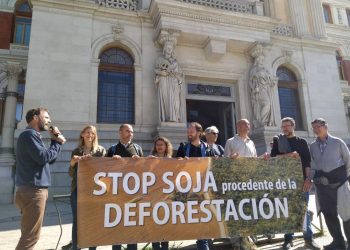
[69,125,106,250]
[150,136,173,158]
[149,136,173,250]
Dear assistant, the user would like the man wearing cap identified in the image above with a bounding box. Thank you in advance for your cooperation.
[310,118,350,250]
[205,126,224,157]
[224,119,257,250]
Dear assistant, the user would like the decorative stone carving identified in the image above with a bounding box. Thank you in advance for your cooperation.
[155,30,184,123]
[249,43,276,128]
[272,24,294,37]
[336,40,350,56]
[95,0,137,11]
[188,83,231,97]
[112,23,124,40]
[0,63,7,100]
[282,50,293,63]
[5,62,22,79]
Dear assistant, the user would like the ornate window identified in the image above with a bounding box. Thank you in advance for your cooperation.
[323,4,333,24]
[13,1,32,46]
[336,51,345,81]
[97,48,134,124]
[277,67,303,130]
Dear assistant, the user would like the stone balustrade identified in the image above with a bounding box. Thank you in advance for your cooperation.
[175,0,264,15]
[95,0,138,11]
[94,0,264,15]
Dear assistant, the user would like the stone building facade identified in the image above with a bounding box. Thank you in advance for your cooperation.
[0,0,349,203]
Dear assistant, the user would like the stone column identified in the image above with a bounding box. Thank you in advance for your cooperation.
[1,62,22,152]
[308,0,327,39]
[253,1,264,16]
[288,0,310,38]
[0,61,22,204]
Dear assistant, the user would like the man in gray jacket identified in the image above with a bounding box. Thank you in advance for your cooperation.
[310,118,350,250]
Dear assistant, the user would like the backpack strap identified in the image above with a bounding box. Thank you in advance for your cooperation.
[133,143,143,157]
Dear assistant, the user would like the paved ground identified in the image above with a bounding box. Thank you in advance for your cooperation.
[0,194,343,250]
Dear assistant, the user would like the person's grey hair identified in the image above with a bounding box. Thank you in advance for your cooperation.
[205,126,219,134]
[281,117,295,127]
[311,118,327,126]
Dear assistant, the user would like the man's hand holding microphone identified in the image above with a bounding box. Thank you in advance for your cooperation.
[49,126,66,144]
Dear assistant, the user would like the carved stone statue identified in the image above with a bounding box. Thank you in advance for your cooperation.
[249,44,276,128]
[155,33,184,123]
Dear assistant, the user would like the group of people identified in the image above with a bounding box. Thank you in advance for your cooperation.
[14,107,350,250]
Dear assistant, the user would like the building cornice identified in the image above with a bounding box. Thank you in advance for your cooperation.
[322,0,350,8]
[325,24,350,40]
[271,35,339,53]
[31,0,151,23]
[149,0,282,35]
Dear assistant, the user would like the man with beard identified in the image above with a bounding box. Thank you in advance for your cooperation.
[310,118,350,250]
[15,108,66,250]
[107,124,143,250]
[176,122,211,250]
[270,117,320,250]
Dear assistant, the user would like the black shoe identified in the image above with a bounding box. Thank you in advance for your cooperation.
[304,239,321,250]
[282,239,293,250]
[61,241,72,250]
[323,241,346,250]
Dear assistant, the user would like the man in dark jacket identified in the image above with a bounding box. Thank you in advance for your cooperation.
[176,122,210,250]
[107,124,143,159]
[270,117,320,250]
[107,124,143,250]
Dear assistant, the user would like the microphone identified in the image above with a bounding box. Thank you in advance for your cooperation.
[49,126,61,137]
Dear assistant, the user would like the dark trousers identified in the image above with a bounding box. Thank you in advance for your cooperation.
[112,244,137,250]
[196,239,209,250]
[152,242,169,250]
[316,179,350,246]
[71,190,96,250]
[323,212,348,246]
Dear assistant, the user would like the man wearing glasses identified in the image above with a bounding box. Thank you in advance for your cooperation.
[270,117,320,250]
[310,118,350,250]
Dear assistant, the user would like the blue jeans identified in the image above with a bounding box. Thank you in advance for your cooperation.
[152,242,169,250]
[70,190,96,250]
[303,192,313,240]
[284,192,313,242]
[196,239,209,250]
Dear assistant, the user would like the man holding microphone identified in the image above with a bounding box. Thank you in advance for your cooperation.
[14,108,66,250]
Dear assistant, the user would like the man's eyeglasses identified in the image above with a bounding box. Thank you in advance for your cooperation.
[312,125,324,130]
